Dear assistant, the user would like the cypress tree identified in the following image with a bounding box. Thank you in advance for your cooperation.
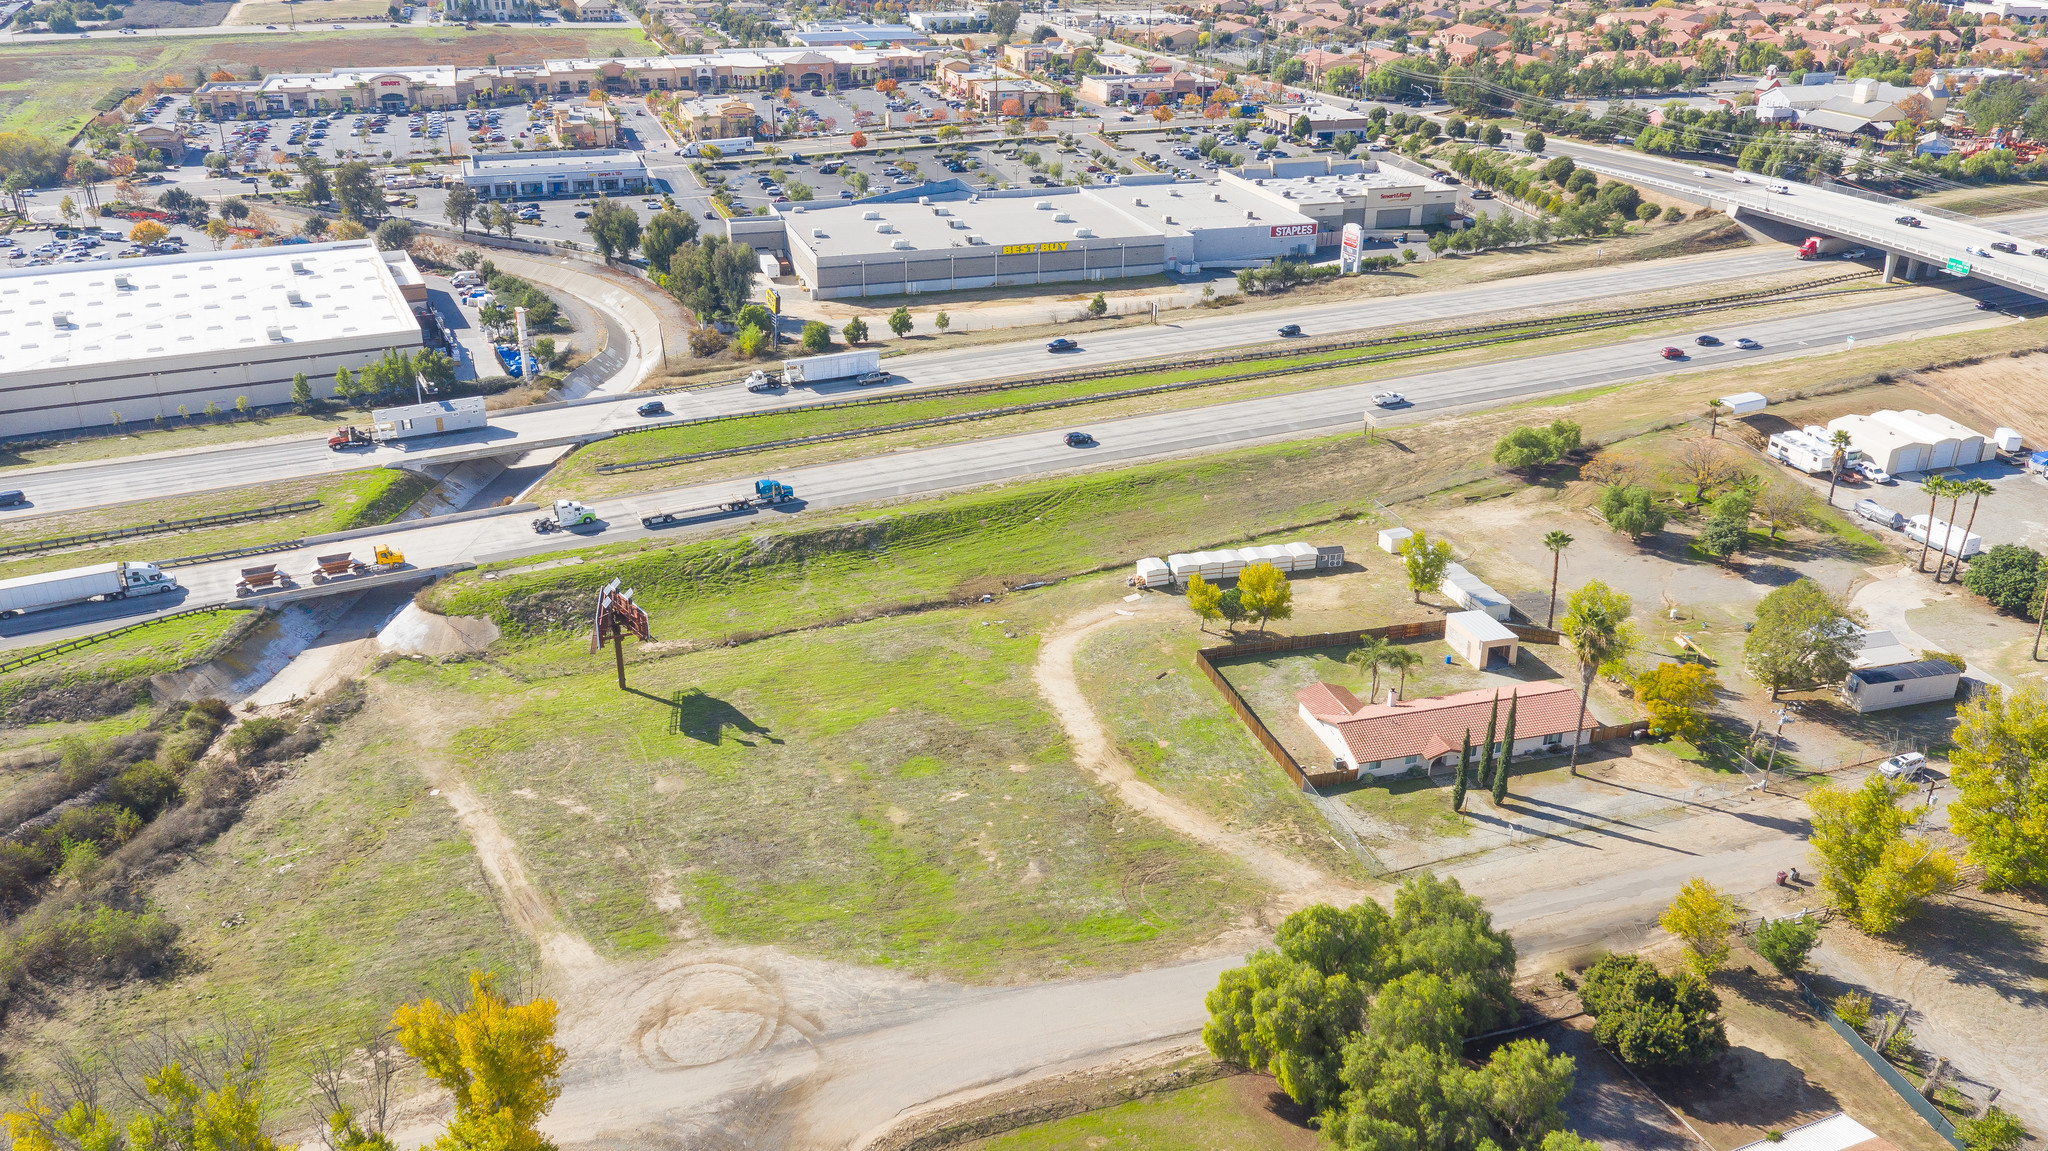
[1477,692,1500,793]
[1493,692,1518,806]
[1451,729,1472,813]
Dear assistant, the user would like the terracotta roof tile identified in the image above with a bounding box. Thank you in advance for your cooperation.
[1296,680,1594,765]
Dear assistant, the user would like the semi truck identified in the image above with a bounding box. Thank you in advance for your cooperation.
[533,498,600,534]
[1797,235,1859,259]
[641,479,797,529]
[781,348,886,388]
[370,396,488,443]
[0,561,179,618]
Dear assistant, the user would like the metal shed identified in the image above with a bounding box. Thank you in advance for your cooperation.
[1446,610,1518,669]
[1842,659,1961,713]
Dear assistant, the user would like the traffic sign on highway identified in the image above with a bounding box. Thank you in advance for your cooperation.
[1947,257,1972,277]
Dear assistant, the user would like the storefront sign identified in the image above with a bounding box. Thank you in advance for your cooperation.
[1378,191,1412,202]
[999,241,1072,255]
[1269,223,1317,238]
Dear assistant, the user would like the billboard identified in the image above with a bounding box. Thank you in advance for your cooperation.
[1270,223,1317,238]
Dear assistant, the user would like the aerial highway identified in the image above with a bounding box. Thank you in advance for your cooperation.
[1,281,2003,646]
[0,245,1942,521]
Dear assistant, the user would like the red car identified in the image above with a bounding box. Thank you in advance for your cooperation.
[1659,346,1685,360]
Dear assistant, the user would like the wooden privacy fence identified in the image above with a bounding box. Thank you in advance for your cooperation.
[1193,619,1618,792]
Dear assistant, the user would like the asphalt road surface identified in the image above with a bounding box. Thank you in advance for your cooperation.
[1,282,2002,647]
[0,244,1906,523]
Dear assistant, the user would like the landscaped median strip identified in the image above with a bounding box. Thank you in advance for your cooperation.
[593,273,1886,476]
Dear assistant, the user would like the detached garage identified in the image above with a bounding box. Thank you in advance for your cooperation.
[1842,659,1961,713]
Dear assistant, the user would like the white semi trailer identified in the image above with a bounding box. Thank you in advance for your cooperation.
[369,396,488,444]
[0,561,180,618]
[780,348,886,387]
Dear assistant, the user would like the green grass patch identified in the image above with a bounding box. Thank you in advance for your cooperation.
[0,412,342,473]
[0,609,246,710]
[0,469,434,579]
[965,1075,1315,1151]
[392,606,1262,978]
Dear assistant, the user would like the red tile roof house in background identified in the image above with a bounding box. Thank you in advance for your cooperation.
[1296,680,1598,779]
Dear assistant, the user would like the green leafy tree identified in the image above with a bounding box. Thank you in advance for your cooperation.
[583,195,641,262]
[1542,530,1573,628]
[1559,581,1634,774]
[800,320,832,354]
[1347,635,1393,698]
[888,305,914,337]
[1492,419,1581,470]
[1962,545,2046,616]
[1524,129,1547,154]
[1752,916,1822,976]
[1744,578,1865,700]
[1658,877,1736,978]
[1238,562,1294,634]
[1217,587,1248,632]
[1808,774,1958,933]
[842,316,870,345]
[1452,730,1472,813]
[1494,693,1517,805]
[733,323,770,358]
[1598,484,1668,540]
[332,160,381,223]
[1479,1036,1576,1147]
[1478,693,1501,794]
[639,209,699,273]
[443,184,480,234]
[934,310,951,332]
[663,235,758,320]
[1946,685,2048,892]
[1576,953,1728,1069]
[373,217,416,252]
[289,372,313,409]
[1542,1133,1602,1151]
[1400,532,1453,604]
[1956,1108,2028,1151]
[1088,292,1108,317]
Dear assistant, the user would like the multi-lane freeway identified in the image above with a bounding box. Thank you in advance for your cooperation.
[0,245,1966,523]
[2,280,2005,646]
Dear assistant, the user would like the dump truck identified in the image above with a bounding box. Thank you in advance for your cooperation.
[641,479,797,529]
[369,396,487,443]
[533,498,600,534]
[781,348,883,388]
[328,425,373,450]
[308,545,405,583]
[0,561,179,618]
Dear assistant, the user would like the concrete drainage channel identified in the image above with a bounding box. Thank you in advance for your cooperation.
[593,273,1889,476]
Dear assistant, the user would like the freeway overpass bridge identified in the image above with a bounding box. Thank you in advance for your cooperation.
[1576,159,2048,299]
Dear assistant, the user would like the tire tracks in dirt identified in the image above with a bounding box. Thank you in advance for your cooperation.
[1031,599,1369,908]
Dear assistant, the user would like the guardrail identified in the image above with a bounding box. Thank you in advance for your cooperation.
[594,276,1879,476]
[158,540,307,569]
[0,604,251,676]
[0,500,322,559]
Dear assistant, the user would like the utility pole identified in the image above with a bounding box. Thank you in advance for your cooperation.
[1761,706,1795,788]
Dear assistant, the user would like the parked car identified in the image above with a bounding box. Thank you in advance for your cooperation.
[1879,752,1928,781]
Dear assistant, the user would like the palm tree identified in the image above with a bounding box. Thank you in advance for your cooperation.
[1705,399,1730,438]
[1347,636,1393,701]
[1938,477,1991,582]
[1825,429,1852,507]
[1916,476,1952,572]
[1542,530,1573,628]
[1559,580,1632,777]
[1383,646,1423,700]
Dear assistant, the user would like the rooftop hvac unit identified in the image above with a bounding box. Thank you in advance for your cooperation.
[862,208,883,220]
[1283,189,1295,197]
[918,195,931,205]
[1244,209,1257,220]
[51,311,70,328]
[812,227,828,238]
[113,274,131,289]
[1053,211,1073,222]
[1073,227,1093,237]
[792,205,806,213]
[290,259,307,273]
[933,205,951,215]
[287,289,305,305]
[967,234,986,244]
[1213,192,1224,201]
[949,219,969,229]
[891,239,914,250]
[1034,200,1053,209]
[874,222,896,233]
[1255,178,1265,185]
[266,324,285,342]
[1162,214,1176,224]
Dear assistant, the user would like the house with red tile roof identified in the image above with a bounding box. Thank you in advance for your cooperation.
[1295,680,1598,778]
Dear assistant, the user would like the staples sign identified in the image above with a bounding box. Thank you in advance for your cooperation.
[1269,223,1317,238]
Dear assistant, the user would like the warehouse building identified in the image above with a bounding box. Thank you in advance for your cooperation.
[0,241,425,436]
[1825,408,1993,476]
[458,149,651,200]
[781,177,1319,299]
[1225,157,1461,238]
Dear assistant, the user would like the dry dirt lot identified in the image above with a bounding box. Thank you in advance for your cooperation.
[1805,889,2048,1134]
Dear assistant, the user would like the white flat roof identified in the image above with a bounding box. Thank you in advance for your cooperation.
[1445,609,1517,642]
[462,148,648,179]
[0,240,416,376]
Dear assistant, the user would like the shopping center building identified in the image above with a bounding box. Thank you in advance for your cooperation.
[193,46,945,116]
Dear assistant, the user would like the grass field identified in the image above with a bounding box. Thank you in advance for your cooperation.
[0,607,248,711]
[0,26,652,139]
[963,1075,1316,1151]
[0,687,539,1100]
[0,468,434,579]
[381,602,1264,978]
[0,413,340,473]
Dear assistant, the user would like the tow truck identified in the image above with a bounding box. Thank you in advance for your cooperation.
[328,425,373,450]
[641,479,797,529]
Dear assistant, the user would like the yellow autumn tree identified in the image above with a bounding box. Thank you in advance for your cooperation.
[391,971,566,1151]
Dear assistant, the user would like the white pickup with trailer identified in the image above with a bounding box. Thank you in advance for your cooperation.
[780,348,886,388]
[369,396,487,444]
[0,561,179,618]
